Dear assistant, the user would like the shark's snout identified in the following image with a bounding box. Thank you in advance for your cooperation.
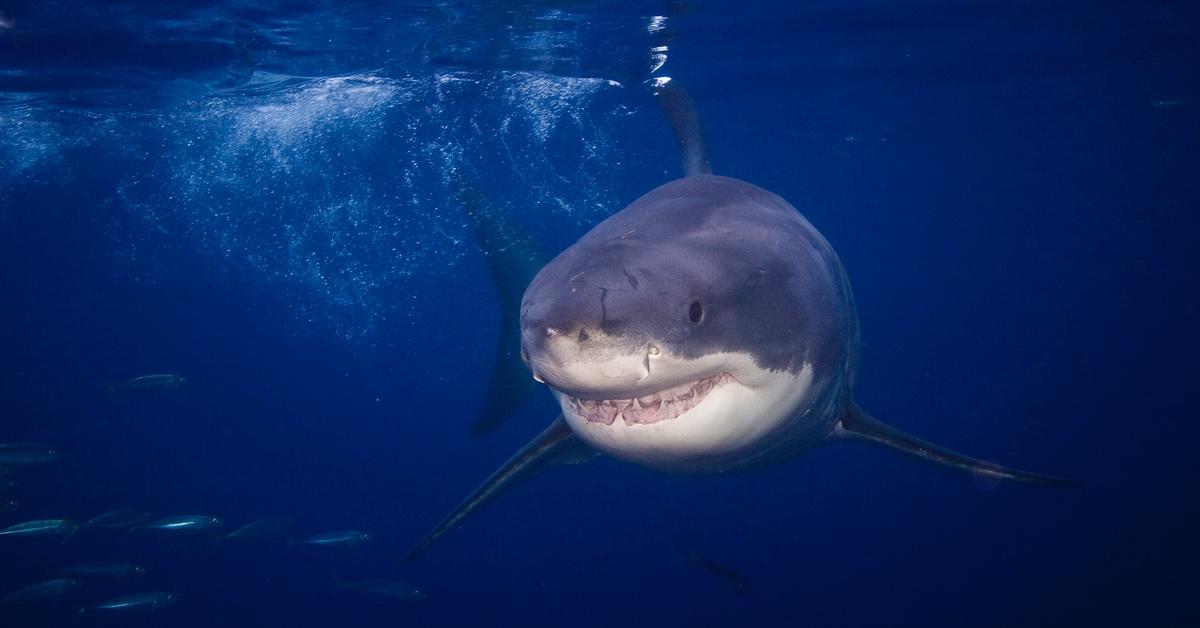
[519,264,659,396]
[520,275,634,350]
[520,316,654,398]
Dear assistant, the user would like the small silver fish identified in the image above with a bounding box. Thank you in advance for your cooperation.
[224,516,291,539]
[0,443,58,466]
[0,579,81,606]
[299,530,373,546]
[58,562,146,578]
[0,498,17,513]
[80,591,177,613]
[136,515,222,532]
[0,519,79,537]
[0,478,16,491]
[340,579,427,601]
[86,508,153,528]
[110,374,188,392]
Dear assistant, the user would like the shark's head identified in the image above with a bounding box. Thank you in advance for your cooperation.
[520,176,856,471]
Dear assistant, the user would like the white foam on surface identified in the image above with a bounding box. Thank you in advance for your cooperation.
[1,69,634,343]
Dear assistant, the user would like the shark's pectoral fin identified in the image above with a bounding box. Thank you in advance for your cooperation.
[405,415,597,560]
[834,402,1077,486]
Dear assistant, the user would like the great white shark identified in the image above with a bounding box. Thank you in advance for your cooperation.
[407,80,1073,559]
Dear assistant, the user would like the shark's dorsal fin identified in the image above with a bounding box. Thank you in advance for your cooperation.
[405,415,596,560]
[835,402,1077,486]
[651,78,712,177]
[449,172,547,436]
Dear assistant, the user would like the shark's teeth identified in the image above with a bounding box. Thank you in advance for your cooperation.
[636,393,661,412]
[568,373,735,426]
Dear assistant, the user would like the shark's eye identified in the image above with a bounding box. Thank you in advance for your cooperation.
[688,301,704,325]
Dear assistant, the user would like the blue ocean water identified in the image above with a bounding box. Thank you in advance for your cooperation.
[1,1,1196,626]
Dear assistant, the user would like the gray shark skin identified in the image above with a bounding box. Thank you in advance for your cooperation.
[405,82,1073,560]
[519,174,856,473]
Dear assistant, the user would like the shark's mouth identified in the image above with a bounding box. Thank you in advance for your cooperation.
[564,373,736,427]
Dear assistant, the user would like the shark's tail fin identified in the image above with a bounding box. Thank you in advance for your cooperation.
[836,402,1077,486]
[448,170,545,437]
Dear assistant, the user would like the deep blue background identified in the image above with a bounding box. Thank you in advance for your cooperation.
[1,1,1197,626]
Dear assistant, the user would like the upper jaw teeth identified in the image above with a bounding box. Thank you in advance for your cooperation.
[565,373,734,427]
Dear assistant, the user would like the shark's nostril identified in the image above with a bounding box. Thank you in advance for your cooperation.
[578,329,590,343]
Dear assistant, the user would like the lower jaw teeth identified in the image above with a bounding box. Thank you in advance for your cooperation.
[569,374,728,426]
